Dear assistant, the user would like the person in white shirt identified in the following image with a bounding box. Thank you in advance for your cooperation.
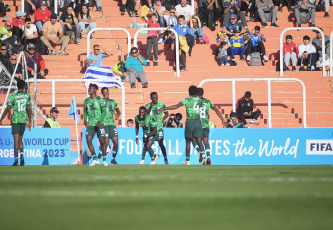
[175,0,194,23]
[298,35,317,71]
[22,18,39,51]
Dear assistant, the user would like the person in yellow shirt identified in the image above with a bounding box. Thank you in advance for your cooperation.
[230,32,245,60]
[43,107,60,128]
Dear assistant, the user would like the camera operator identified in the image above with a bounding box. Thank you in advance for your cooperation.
[166,113,183,128]
[226,112,244,128]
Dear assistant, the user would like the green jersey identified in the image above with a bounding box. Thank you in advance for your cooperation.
[145,102,167,131]
[135,115,156,135]
[180,96,202,119]
[7,91,31,124]
[101,98,119,126]
[200,98,215,129]
[83,95,104,126]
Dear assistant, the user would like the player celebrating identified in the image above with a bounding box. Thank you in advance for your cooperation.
[99,87,121,165]
[0,79,31,166]
[83,84,104,166]
[146,92,169,164]
[158,85,205,165]
[194,87,226,165]
[135,106,158,165]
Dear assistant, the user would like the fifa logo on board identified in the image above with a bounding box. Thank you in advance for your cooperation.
[306,140,333,155]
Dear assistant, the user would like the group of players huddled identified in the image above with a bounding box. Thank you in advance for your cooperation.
[84,84,226,166]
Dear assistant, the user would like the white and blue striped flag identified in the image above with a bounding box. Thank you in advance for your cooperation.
[84,66,123,88]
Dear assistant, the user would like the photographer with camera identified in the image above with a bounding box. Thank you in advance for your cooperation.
[166,113,183,128]
[227,112,244,128]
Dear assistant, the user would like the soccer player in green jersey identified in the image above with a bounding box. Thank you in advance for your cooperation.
[99,87,121,166]
[0,79,31,166]
[195,87,225,165]
[83,84,104,166]
[135,106,158,165]
[146,92,169,164]
[158,85,205,165]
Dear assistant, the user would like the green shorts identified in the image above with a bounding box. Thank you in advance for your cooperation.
[203,128,210,138]
[12,123,26,135]
[99,125,118,139]
[154,130,164,141]
[144,134,157,143]
[185,119,203,139]
[86,126,101,138]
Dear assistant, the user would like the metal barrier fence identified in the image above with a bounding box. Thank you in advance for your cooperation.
[133,28,180,77]
[280,27,326,77]
[198,78,307,128]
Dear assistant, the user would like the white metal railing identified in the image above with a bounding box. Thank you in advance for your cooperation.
[191,0,195,15]
[133,28,180,77]
[198,78,307,128]
[280,27,326,77]
[87,28,131,56]
[21,0,24,12]
[328,31,333,76]
[26,79,126,127]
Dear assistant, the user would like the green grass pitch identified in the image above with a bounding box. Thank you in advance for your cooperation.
[0,165,332,230]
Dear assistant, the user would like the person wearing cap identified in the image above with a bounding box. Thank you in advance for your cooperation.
[43,107,60,128]
[24,43,49,79]
[41,13,70,55]
[298,35,317,71]
[223,0,248,31]
[22,18,39,50]
[24,0,51,15]
[34,0,52,33]
[312,28,330,58]
[221,14,246,37]
[256,0,279,27]
[283,35,298,71]
[12,11,26,44]
[60,5,81,45]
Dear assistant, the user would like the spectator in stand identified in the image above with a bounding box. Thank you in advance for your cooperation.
[84,44,112,67]
[22,18,39,50]
[34,0,51,33]
[78,4,96,39]
[169,15,191,72]
[0,43,9,66]
[283,35,298,71]
[298,35,317,71]
[230,31,245,60]
[60,5,81,44]
[236,91,261,128]
[6,54,23,81]
[175,0,194,23]
[120,0,127,14]
[323,0,329,17]
[294,0,316,27]
[221,14,246,38]
[163,6,178,27]
[240,0,256,21]
[125,47,148,88]
[244,26,268,62]
[200,0,221,30]
[41,13,70,55]
[217,41,230,66]
[216,31,230,49]
[0,0,8,21]
[189,15,204,44]
[57,0,71,13]
[223,0,249,32]
[256,0,279,27]
[24,0,52,15]
[144,13,160,67]
[12,11,26,44]
[312,28,330,58]
[24,43,49,79]
[0,21,17,48]
[126,119,134,127]
[95,0,103,11]
[70,0,83,16]
[152,0,166,27]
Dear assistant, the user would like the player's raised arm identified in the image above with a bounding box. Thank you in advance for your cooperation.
[159,102,183,113]
[0,106,11,125]
[212,107,226,127]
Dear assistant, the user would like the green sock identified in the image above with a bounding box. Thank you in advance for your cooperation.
[19,148,24,156]
[186,151,190,161]
[91,151,98,160]
[204,143,210,157]
[112,145,118,159]
[148,148,155,159]
[199,148,205,156]
[14,152,18,163]
[102,152,106,161]
[192,141,199,152]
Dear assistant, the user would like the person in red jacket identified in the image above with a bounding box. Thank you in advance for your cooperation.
[34,1,52,33]
[283,34,299,71]
[12,11,26,44]
[24,43,49,79]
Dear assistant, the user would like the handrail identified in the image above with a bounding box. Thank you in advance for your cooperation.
[21,0,24,12]
[133,27,180,77]
[87,28,131,57]
[26,79,126,127]
[323,31,333,76]
[198,78,307,128]
[280,27,326,77]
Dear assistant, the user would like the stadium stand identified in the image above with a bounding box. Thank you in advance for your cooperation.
[1,0,333,152]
